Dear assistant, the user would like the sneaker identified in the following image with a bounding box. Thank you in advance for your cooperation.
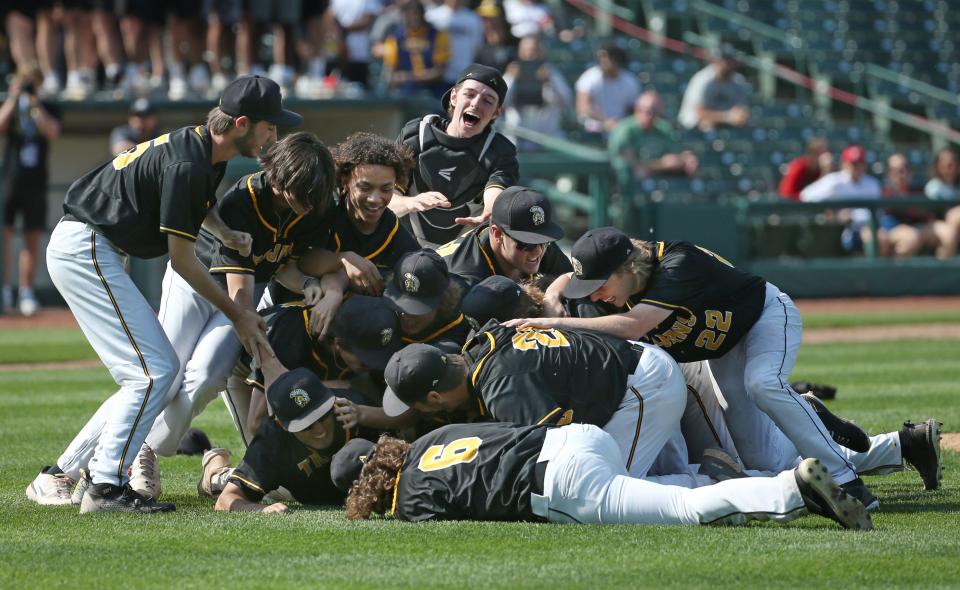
[18,292,39,317]
[188,64,210,94]
[129,444,162,501]
[900,419,942,490]
[168,75,188,100]
[79,483,175,514]
[795,458,873,531]
[792,381,837,400]
[698,447,746,482]
[198,448,232,498]
[25,468,75,506]
[840,477,880,512]
[801,393,870,453]
[71,469,91,506]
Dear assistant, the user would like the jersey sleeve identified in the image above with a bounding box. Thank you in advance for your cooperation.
[250,309,314,387]
[484,136,519,191]
[481,375,562,426]
[207,189,257,274]
[229,430,281,501]
[159,161,213,242]
[640,254,710,311]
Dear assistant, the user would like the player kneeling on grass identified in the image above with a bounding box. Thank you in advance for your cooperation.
[199,356,379,513]
[332,422,872,530]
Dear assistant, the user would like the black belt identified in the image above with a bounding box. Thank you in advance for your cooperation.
[628,344,645,373]
[531,460,548,496]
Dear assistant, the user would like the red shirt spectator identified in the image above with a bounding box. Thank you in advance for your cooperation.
[779,138,831,200]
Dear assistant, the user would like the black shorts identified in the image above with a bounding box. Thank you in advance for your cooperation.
[301,0,328,20]
[3,177,48,231]
[114,0,165,24]
[4,0,54,18]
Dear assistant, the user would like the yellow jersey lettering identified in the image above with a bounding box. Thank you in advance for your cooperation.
[705,310,732,332]
[418,437,482,472]
[511,327,571,351]
[695,330,726,351]
[111,133,170,170]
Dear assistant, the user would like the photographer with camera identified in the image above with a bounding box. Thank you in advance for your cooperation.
[0,65,62,315]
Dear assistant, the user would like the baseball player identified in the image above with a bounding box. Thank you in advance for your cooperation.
[460,275,544,331]
[391,63,519,247]
[199,358,378,513]
[380,323,690,481]
[436,186,573,288]
[383,249,472,352]
[333,423,872,530]
[28,75,296,513]
[508,227,942,508]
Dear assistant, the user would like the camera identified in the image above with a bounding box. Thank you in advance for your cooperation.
[21,82,35,96]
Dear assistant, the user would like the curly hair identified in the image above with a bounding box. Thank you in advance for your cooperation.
[345,435,411,520]
[259,131,336,214]
[333,132,415,196]
[515,281,545,318]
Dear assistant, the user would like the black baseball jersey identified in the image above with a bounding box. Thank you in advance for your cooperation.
[229,389,371,504]
[195,171,331,286]
[632,241,765,362]
[393,422,548,522]
[327,199,419,270]
[462,323,637,427]
[400,276,472,352]
[397,115,518,246]
[437,224,573,288]
[63,126,226,259]
[245,302,354,389]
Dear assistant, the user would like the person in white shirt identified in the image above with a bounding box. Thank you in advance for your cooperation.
[426,0,484,86]
[678,49,751,131]
[574,44,641,134]
[330,0,384,88]
[503,0,553,38]
[502,35,573,149]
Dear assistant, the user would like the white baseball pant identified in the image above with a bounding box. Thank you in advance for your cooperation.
[48,220,179,486]
[530,424,808,525]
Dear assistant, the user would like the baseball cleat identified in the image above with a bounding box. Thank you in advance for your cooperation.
[129,444,162,501]
[839,477,880,512]
[900,419,942,491]
[198,448,233,498]
[698,447,746,482]
[79,483,175,514]
[795,458,873,531]
[791,381,837,400]
[177,427,213,456]
[801,393,871,453]
[25,468,75,506]
[71,469,91,505]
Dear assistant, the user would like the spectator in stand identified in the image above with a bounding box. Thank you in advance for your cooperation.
[503,0,553,38]
[330,0,383,89]
[251,0,303,93]
[924,147,960,258]
[0,66,61,316]
[109,98,161,156]
[371,0,410,60]
[878,154,938,258]
[778,137,832,201]
[167,2,210,99]
[608,90,698,189]
[205,0,247,95]
[574,43,641,134]
[294,0,333,96]
[118,0,168,95]
[801,145,882,253]
[382,0,450,98]
[678,47,751,132]
[426,0,484,89]
[473,1,518,74]
[4,5,40,74]
[502,35,573,150]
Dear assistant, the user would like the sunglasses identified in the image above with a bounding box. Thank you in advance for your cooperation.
[511,237,550,251]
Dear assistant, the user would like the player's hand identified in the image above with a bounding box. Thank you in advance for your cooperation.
[233,309,274,366]
[409,192,451,213]
[334,397,361,430]
[309,293,342,339]
[502,317,557,330]
[302,277,323,305]
[221,230,253,258]
[341,251,384,296]
[455,210,491,227]
[262,502,288,514]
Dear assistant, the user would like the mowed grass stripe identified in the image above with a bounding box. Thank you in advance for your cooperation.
[800,308,960,329]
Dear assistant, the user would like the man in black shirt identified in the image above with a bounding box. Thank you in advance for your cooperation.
[334,423,872,530]
[28,76,298,513]
[390,63,519,247]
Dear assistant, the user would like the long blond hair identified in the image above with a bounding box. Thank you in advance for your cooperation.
[613,239,658,290]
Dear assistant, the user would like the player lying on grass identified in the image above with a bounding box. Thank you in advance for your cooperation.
[334,422,872,530]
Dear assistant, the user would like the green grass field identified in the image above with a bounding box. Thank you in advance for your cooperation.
[1,324,958,589]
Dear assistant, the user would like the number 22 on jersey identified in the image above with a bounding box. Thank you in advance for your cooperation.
[112,133,171,170]
[418,437,482,472]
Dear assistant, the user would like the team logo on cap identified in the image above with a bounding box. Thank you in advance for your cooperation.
[290,388,310,408]
[571,257,584,277]
[380,328,394,346]
[402,272,420,293]
[530,205,546,226]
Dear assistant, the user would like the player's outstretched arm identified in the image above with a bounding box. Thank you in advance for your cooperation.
[215,482,288,514]
[503,302,672,341]
[202,207,252,257]
[387,191,451,217]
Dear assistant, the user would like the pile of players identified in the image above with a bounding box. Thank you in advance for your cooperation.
[26,67,941,530]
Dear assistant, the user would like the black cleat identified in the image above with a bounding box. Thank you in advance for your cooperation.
[792,381,837,400]
[795,458,872,530]
[177,427,213,456]
[840,477,880,512]
[900,419,942,491]
[698,447,746,482]
[802,393,871,453]
[79,482,176,514]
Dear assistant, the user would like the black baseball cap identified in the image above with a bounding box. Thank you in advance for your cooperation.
[382,344,462,417]
[441,63,508,111]
[330,438,377,492]
[563,227,635,300]
[219,75,303,127]
[383,250,450,315]
[331,295,402,371]
[462,275,522,326]
[266,368,336,432]
[130,98,155,116]
[491,186,564,244]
